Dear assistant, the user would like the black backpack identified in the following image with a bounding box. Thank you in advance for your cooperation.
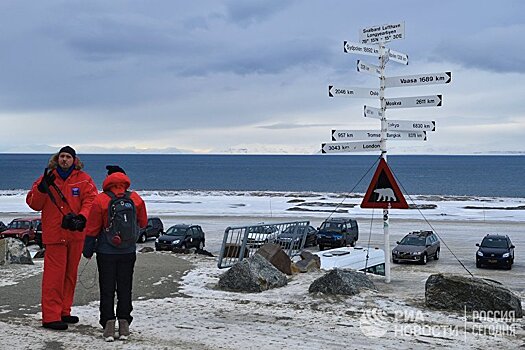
[104,191,138,249]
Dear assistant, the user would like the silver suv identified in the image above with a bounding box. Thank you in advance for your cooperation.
[392,230,440,265]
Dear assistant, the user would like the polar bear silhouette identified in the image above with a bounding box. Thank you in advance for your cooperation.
[374,188,396,201]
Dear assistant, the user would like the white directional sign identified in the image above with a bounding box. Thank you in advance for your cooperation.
[343,41,381,57]
[387,120,436,132]
[360,21,405,45]
[388,48,409,65]
[364,105,383,119]
[385,95,442,109]
[385,72,451,88]
[328,85,380,98]
[385,131,427,141]
[331,130,381,141]
[321,141,381,153]
[357,60,381,77]
[332,130,427,141]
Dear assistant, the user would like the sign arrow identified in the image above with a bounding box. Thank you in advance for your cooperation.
[388,48,409,65]
[364,105,383,119]
[385,131,427,141]
[328,85,380,98]
[357,60,381,77]
[386,120,436,132]
[321,141,381,154]
[332,130,427,141]
[343,41,381,57]
[384,95,442,109]
[360,21,405,45]
[385,72,451,88]
[331,130,382,141]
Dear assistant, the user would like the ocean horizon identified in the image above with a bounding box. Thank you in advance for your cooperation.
[1,154,524,198]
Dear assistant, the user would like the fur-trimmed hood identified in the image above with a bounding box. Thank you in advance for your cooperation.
[47,152,84,170]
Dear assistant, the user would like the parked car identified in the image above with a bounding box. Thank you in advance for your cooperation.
[476,234,514,270]
[274,225,318,248]
[155,224,205,251]
[0,217,41,246]
[392,230,440,265]
[246,223,279,247]
[137,217,164,243]
[35,221,43,249]
[0,221,7,233]
[316,218,359,250]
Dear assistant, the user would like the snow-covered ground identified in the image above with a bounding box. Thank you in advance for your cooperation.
[1,191,524,349]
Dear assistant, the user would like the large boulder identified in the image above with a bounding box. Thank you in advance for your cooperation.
[0,238,33,265]
[309,268,375,295]
[294,250,321,273]
[425,273,523,317]
[218,254,288,293]
[255,243,292,275]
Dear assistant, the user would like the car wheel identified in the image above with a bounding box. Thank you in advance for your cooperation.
[139,234,147,243]
[319,244,324,251]
[21,236,29,246]
[476,261,481,268]
[434,249,440,260]
[392,258,399,264]
[181,243,186,249]
[198,241,203,250]
[505,263,512,270]
[420,253,427,265]
[350,239,356,247]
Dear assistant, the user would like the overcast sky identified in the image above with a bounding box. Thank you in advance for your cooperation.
[1,0,524,154]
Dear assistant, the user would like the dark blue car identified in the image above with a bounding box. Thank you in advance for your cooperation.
[476,234,515,270]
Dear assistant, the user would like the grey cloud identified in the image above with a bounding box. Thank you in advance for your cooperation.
[433,25,525,73]
[225,0,293,27]
[258,123,338,130]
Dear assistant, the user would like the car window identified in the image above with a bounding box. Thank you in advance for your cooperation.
[400,236,426,246]
[481,237,508,248]
[165,227,187,236]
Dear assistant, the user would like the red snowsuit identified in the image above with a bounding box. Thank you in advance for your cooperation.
[26,156,97,324]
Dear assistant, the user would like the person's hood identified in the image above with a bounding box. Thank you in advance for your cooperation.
[47,153,84,170]
[102,172,131,192]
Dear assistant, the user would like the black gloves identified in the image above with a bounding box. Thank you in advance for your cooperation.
[37,168,56,193]
[72,214,87,232]
[61,214,87,232]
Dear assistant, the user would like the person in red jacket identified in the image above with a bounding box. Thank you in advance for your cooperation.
[26,146,97,331]
[83,165,147,341]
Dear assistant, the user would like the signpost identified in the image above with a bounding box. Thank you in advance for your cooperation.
[331,130,426,141]
[385,95,442,109]
[343,41,381,56]
[328,86,379,98]
[385,72,451,88]
[321,141,381,153]
[359,21,405,44]
[324,21,450,283]
[387,120,436,132]
[357,60,382,77]
[363,105,384,119]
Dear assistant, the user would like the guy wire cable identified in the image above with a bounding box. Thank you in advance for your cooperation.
[392,168,474,277]
[323,155,381,222]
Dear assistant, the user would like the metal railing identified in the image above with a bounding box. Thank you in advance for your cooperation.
[217,221,310,269]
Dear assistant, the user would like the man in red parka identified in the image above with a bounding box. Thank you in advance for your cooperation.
[26,146,97,330]
[83,165,147,341]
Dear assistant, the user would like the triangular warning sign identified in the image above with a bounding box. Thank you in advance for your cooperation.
[361,158,408,209]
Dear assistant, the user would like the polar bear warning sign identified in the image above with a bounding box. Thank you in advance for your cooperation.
[361,158,408,209]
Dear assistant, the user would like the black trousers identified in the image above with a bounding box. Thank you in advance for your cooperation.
[96,252,136,328]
